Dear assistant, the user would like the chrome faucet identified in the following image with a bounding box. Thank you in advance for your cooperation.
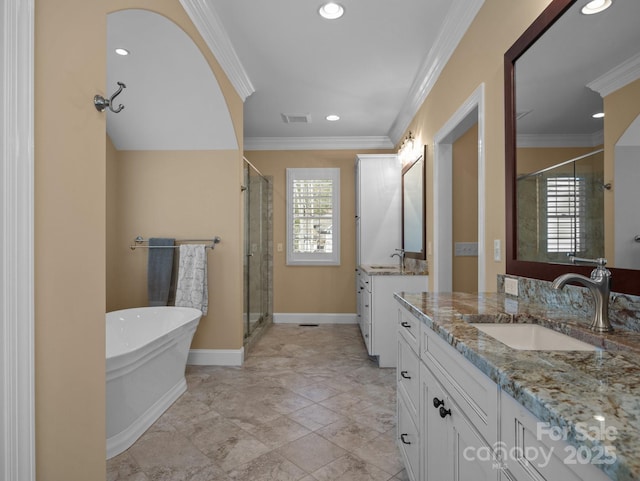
[390,248,405,271]
[551,256,613,332]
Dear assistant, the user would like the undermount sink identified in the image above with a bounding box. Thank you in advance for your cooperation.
[471,323,599,351]
[368,265,398,269]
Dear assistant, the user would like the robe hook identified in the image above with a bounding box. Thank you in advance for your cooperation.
[94,81,126,113]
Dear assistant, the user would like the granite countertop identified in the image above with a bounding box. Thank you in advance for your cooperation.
[359,264,427,276]
[394,291,640,481]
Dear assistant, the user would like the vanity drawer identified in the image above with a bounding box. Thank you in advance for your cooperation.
[398,306,420,355]
[397,394,420,481]
[397,335,420,423]
[421,325,499,445]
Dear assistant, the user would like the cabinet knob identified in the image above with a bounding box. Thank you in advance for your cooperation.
[439,406,452,419]
[401,321,411,329]
[400,433,412,445]
[433,397,444,408]
[400,370,411,379]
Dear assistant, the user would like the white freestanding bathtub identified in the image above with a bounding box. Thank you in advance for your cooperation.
[106,306,202,459]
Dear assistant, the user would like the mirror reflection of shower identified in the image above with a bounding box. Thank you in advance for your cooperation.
[243,157,273,343]
[516,149,605,264]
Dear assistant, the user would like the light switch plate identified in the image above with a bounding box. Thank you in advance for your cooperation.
[505,277,519,296]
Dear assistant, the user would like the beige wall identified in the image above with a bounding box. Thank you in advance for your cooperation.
[35,0,107,478]
[106,149,243,349]
[401,0,553,292]
[247,149,392,313]
[452,125,479,293]
[35,0,242,479]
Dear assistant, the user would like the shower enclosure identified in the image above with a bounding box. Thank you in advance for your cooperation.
[243,159,272,344]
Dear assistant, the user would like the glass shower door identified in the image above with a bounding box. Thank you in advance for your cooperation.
[243,163,271,339]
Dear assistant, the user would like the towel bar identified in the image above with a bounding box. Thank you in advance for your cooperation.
[130,236,221,250]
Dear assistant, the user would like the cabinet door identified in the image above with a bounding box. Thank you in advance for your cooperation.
[421,363,452,481]
[451,406,501,481]
[501,391,611,481]
[421,363,500,481]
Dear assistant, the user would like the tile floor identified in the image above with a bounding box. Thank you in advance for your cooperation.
[107,323,408,481]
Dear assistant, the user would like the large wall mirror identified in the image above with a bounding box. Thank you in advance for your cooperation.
[505,0,640,295]
[402,145,426,260]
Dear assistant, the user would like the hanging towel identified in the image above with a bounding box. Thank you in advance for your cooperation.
[147,238,175,307]
[175,244,208,315]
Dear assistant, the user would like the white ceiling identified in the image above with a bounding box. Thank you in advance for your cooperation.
[107,0,484,151]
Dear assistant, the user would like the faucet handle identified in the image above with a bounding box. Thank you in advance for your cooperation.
[569,256,607,268]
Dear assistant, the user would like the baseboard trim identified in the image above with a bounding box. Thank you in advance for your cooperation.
[274,313,358,324]
[188,348,244,366]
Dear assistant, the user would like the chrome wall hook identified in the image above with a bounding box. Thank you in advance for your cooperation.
[94,81,126,113]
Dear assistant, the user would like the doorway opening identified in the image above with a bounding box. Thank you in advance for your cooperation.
[433,85,486,292]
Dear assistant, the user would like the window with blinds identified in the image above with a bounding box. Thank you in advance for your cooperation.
[286,168,340,265]
[546,176,585,253]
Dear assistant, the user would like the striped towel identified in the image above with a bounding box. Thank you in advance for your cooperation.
[175,244,208,315]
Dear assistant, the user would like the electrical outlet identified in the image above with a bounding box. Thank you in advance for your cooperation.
[454,242,478,257]
[505,277,519,296]
[493,239,501,261]
[277,243,283,252]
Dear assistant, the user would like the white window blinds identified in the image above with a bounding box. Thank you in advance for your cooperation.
[286,168,340,265]
[546,176,585,253]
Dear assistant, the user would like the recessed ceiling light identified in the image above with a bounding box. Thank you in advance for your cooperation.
[592,112,605,119]
[319,2,344,20]
[326,114,340,121]
[581,0,612,15]
[115,48,130,56]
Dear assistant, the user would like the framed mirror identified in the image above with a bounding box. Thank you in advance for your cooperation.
[505,0,640,295]
[402,145,426,259]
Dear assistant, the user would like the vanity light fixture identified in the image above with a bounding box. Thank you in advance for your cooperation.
[398,131,417,165]
[592,112,605,118]
[115,48,130,56]
[581,0,613,15]
[326,114,340,121]
[318,2,344,20]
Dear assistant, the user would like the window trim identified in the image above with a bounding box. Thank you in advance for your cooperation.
[286,167,340,266]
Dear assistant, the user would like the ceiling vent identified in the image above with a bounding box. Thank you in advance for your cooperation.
[281,113,312,124]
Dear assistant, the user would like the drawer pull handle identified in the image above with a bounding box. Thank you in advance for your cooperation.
[439,406,452,419]
[400,433,412,445]
[400,371,411,379]
[433,397,444,408]
[401,321,411,329]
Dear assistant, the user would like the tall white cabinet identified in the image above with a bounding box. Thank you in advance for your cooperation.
[355,154,427,368]
[355,154,401,266]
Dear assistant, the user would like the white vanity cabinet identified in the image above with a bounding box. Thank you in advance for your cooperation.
[397,305,499,481]
[396,302,613,481]
[359,272,427,367]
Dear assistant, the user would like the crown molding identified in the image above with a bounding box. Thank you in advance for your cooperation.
[516,130,603,148]
[244,136,394,151]
[1,0,35,480]
[179,0,255,101]
[587,52,640,98]
[388,0,485,144]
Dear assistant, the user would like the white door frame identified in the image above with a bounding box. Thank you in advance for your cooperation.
[1,1,35,480]
[433,84,486,292]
